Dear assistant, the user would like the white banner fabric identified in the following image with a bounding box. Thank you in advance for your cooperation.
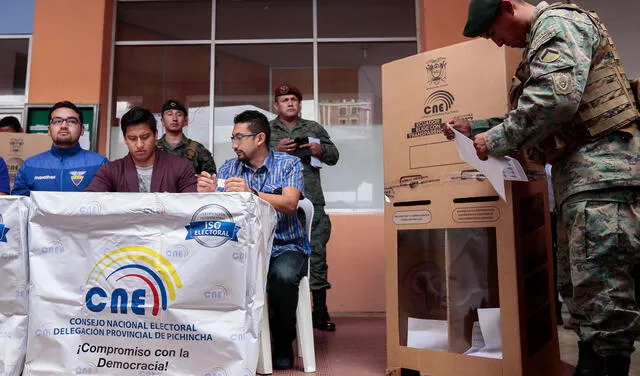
[24,192,276,376]
[0,196,29,376]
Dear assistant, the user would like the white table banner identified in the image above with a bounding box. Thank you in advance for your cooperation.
[0,196,29,376]
[24,192,276,376]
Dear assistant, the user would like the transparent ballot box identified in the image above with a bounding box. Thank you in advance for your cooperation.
[398,228,501,357]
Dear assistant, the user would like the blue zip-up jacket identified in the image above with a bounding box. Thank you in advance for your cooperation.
[11,144,108,196]
[0,157,9,194]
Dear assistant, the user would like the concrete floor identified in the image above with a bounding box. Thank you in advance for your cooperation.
[271,315,640,375]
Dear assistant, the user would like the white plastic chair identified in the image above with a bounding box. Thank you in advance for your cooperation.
[256,198,317,374]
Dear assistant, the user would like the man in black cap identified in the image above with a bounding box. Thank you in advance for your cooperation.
[444,1,640,375]
[156,99,216,174]
[269,83,340,332]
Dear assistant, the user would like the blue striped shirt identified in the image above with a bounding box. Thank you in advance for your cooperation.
[217,150,310,257]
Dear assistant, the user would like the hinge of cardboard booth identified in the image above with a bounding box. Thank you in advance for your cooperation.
[384,168,546,203]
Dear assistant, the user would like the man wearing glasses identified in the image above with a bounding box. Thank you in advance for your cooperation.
[197,110,308,370]
[11,101,108,195]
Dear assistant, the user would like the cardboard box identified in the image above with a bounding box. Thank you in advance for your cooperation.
[382,39,564,376]
[0,133,51,190]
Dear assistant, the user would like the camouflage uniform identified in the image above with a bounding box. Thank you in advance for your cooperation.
[471,2,640,357]
[270,117,339,291]
[157,135,216,175]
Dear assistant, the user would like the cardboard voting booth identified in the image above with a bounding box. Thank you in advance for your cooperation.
[24,192,276,376]
[382,39,562,376]
[0,133,51,190]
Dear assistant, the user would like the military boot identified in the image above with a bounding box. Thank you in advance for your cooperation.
[573,341,603,376]
[603,355,630,376]
[312,289,336,331]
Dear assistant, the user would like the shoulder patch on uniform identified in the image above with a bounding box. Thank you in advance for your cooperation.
[539,48,561,63]
[552,72,573,95]
[530,24,560,53]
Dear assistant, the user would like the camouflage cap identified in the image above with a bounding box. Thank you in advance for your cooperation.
[274,83,302,101]
[463,0,501,38]
[161,99,187,115]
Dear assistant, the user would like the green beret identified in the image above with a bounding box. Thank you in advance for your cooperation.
[463,0,501,38]
[161,99,187,115]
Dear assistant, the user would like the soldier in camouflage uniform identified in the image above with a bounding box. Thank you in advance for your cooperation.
[156,99,216,174]
[444,1,639,375]
[269,83,340,331]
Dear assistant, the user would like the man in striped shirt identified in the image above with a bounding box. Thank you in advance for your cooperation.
[197,110,310,370]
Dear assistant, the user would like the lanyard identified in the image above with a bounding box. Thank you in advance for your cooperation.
[248,169,268,193]
[238,153,274,193]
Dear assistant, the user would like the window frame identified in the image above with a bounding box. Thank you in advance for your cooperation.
[109,0,421,213]
[0,34,33,106]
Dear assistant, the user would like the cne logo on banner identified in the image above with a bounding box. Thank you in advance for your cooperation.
[84,246,182,316]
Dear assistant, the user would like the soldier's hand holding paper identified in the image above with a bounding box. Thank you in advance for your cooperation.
[442,117,472,140]
[473,132,489,161]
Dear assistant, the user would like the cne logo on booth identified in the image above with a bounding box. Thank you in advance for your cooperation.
[84,246,182,316]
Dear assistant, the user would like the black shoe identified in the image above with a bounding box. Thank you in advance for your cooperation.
[603,355,630,376]
[273,355,294,370]
[273,341,294,370]
[313,310,337,331]
[312,289,336,331]
[573,341,603,376]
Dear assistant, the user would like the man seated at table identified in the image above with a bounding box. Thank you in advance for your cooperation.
[12,101,108,195]
[196,110,309,370]
[87,106,196,192]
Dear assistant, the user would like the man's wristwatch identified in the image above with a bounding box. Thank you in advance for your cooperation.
[251,188,259,196]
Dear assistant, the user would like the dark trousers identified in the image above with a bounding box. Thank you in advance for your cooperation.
[267,251,308,346]
[551,211,562,318]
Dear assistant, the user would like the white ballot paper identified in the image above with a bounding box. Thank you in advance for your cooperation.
[464,308,503,359]
[478,308,502,351]
[407,317,449,352]
[451,127,528,200]
[308,137,322,168]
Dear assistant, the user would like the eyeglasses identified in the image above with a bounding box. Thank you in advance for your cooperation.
[50,117,81,126]
[230,133,258,142]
